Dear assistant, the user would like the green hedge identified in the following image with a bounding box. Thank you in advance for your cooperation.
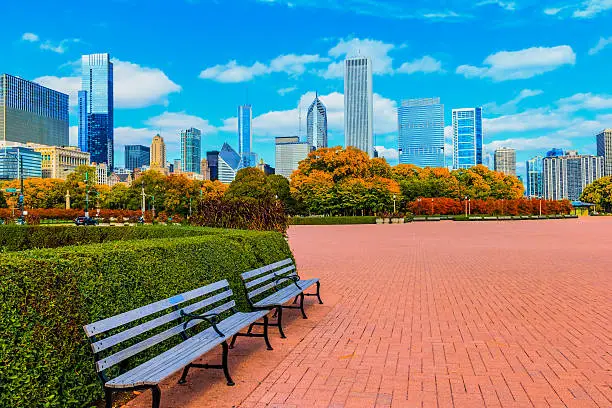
[290,216,378,225]
[0,231,292,408]
[0,225,232,252]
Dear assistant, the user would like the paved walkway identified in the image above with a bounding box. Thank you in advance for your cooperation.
[127,218,612,408]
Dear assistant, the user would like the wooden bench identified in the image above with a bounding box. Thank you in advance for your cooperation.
[83,279,273,408]
[233,258,322,341]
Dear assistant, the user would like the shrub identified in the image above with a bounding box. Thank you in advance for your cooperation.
[289,216,377,225]
[191,197,288,233]
[408,198,572,216]
[0,231,292,408]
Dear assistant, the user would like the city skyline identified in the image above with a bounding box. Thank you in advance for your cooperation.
[1,0,610,173]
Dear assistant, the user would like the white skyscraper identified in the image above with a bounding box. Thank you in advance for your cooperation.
[307,94,327,150]
[494,147,516,175]
[344,56,373,157]
[275,136,310,179]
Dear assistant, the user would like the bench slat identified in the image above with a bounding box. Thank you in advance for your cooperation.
[253,279,319,307]
[91,290,233,353]
[84,280,230,337]
[247,282,276,299]
[241,258,293,280]
[245,265,296,289]
[96,300,236,372]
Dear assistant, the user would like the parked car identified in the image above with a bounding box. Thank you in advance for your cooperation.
[74,216,98,226]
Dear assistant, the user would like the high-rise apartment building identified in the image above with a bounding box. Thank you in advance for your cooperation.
[344,57,373,157]
[95,162,108,186]
[494,147,516,175]
[150,134,166,171]
[596,129,612,176]
[452,107,483,169]
[307,94,327,150]
[0,74,69,146]
[398,98,445,167]
[275,136,310,179]
[238,105,257,167]
[525,156,543,197]
[218,143,242,184]
[124,145,150,171]
[28,143,90,179]
[180,128,201,173]
[542,150,603,200]
[79,53,114,169]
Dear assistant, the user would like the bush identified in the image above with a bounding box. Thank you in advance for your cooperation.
[289,216,377,225]
[191,197,288,233]
[0,225,227,252]
[408,198,572,216]
[0,231,292,408]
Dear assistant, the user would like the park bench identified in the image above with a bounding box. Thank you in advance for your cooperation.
[233,258,322,341]
[83,279,273,408]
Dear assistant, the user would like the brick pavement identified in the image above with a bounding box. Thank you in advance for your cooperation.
[127,218,612,408]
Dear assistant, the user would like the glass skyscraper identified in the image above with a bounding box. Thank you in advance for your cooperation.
[543,151,603,200]
[398,98,444,167]
[238,105,256,167]
[0,146,42,180]
[452,107,483,169]
[79,53,114,170]
[344,57,373,157]
[124,145,150,170]
[180,128,201,173]
[307,94,327,150]
[218,143,242,184]
[526,156,543,197]
[0,74,69,146]
[275,136,310,179]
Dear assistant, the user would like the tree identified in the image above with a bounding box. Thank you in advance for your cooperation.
[266,174,297,213]
[164,174,199,215]
[296,146,372,182]
[105,184,135,209]
[0,190,6,208]
[198,180,228,201]
[291,170,335,215]
[226,168,273,200]
[580,176,612,212]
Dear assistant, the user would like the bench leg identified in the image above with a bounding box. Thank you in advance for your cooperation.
[299,293,308,319]
[262,314,273,350]
[151,385,161,408]
[276,306,287,338]
[293,295,299,304]
[104,388,113,408]
[316,281,323,304]
[178,364,191,384]
[221,341,235,386]
[229,333,239,349]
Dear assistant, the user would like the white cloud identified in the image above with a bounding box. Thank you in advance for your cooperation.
[22,32,39,42]
[145,112,217,135]
[544,7,565,15]
[483,108,571,134]
[421,11,465,19]
[33,59,181,109]
[456,45,576,81]
[277,86,297,96]
[69,126,78,146]
[573,0,612,18]
[556,93,612,111]
[199,54,328,83]
[483,89,543,114]
[485,136,572,152]
[588,36,612,55]
[322,38,395,78]
[397,56,443,74]
[374,146,399,161]
[476,0,516,11]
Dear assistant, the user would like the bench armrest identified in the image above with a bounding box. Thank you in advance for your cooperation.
[274,274,302,290]
[180,310,225,337]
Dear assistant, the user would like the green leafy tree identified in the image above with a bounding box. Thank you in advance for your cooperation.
[580,176,612,212]
[226,168,274,200]
[0,190,7,208]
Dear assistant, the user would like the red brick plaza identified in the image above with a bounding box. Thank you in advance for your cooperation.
[129,218,612,408]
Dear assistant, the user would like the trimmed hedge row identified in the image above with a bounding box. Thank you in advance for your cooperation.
[0,231,292,408]
[0,225,230,252]
[290,216,378,225]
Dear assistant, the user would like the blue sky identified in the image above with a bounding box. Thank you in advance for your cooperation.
[1,0,611,178]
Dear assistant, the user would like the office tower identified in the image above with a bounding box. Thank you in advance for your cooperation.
[307,94,328,150]
[275,136,310,179]
[124,145,150,170]
[344,56,373,157]
[28,144,90,179]
[180,128,201,173]
[398,98,445,167]
[596,129,612,176]
[150,134,166,170]
[238,105,257,167]
[452,107,483,169]
[494,147,516,175]
[95,162,108,185]
[218,143,242,184]
[542,150,603,200]
[79,53,114,169]
[206,151,219,181]
[0,74,69,146]
[525,156,543,197]
[0,145,42,180]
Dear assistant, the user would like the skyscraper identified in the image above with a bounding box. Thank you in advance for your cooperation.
[542,150,603,200]
[238,105,256,167]
[398,98,445,167]
[0,74,69,146]
[150,134,166,171]
[218,143,242,184]
[79,53,114,170]
[275,136,310,179]
[596,129,612,176]
[307,94,327,150]
[493,147,516,175]
[124,145,150,170]
[452,107,483,169]
[344,57,373,157]
[0,145,42,180]
[206,150,219,181]
[525,156,543,197]
[180,128,201,173]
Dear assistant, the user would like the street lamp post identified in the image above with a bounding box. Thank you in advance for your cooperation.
[539,196,542,216]
[393,195,396,213]
[431,198,434,216]
[417,198,422,215]
[84,171,89,217]
[152,195,156,218]
[468,198,471,215]
[141,182,146,216]
[465,196,468,217]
